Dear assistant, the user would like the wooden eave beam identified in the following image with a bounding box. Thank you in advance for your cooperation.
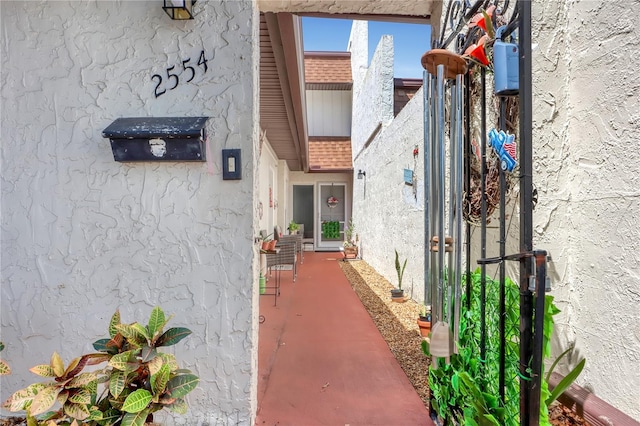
[294,12,430,25]
[264,12,307,172]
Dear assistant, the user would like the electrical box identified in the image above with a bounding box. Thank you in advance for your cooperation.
[493,26,519,96]
[102,117,209,162]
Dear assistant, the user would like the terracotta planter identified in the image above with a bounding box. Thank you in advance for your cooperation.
[261,241,270,250]
[390,289,406,302]
[268,240,277,251]
[343,246,358,259]
[417,317,432,337]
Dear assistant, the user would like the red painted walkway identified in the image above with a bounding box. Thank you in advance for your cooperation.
[256,252,433,426]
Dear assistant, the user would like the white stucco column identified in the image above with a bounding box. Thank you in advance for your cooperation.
[1,1,260,423]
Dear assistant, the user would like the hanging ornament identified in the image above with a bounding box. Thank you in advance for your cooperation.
[327,196,339,208]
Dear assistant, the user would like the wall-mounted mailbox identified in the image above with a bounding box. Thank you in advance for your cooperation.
[102,117,209,162]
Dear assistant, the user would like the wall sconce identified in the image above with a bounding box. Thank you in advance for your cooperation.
[357,170,367,198]
[163,0,196,20]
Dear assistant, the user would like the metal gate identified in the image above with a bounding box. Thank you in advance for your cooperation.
[422,1,549,424]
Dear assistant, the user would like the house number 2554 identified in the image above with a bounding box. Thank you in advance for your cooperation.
[151,50,210,98]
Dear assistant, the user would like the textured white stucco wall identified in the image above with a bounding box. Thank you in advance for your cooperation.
[353,70,426,304]
[531,1,640,419]
[1,1,260,424]
[348,21,369,127]
[258,135,280,236]
[350,33,394,155]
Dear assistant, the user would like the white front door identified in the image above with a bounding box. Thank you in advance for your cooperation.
[316,183,347,251]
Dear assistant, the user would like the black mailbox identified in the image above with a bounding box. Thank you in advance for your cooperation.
[102,117,209,162]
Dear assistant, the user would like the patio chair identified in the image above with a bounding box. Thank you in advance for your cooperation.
[268,239,297,282]
[278,233,303,265]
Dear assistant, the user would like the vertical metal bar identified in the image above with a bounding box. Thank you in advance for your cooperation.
[430,72,439,320]
[423,69,432,317]
[434,65,445,320]
[464,73,472,311]
[449,76,457,329]
[437,64,446,321]
[480,66,487,361]
[499,97,507,404]
[453,74,464,349]
[531,250,548,426]
[519,0,534,424]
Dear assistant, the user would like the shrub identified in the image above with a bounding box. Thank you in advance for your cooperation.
[2,307,198,426]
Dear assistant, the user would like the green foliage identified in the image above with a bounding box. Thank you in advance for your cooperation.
[424,270,519,425]
[2,307,198,425]
[321,221,340,239]
[424,269,576,426]
[394,249,408,290]
[288,220,300,232]
[0,341,10,376]
[546,357,585,406]
[540,297,585,408]
[344,219,356,247]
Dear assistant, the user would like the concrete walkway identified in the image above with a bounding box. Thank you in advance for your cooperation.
[256,252,432,426]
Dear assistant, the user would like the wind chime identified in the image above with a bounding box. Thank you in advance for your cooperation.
[422,49,467,369]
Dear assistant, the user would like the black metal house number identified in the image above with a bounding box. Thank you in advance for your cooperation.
[152,50,210,98]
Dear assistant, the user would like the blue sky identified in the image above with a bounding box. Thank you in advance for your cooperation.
[302,17,431,79]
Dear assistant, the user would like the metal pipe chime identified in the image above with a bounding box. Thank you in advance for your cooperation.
[421,50,467,368]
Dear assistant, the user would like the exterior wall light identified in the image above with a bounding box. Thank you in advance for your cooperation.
[357,170,366,179]
[163,0,196,20]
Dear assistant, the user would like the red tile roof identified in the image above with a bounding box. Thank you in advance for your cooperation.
[304,52,352,85]
[308,137,353,172]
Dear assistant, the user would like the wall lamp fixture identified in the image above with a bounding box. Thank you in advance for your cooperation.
[357,170,366,180]
[163,0,196,20]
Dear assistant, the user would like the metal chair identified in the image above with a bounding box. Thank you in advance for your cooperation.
[271,239,297,282]
[278,233,303,265]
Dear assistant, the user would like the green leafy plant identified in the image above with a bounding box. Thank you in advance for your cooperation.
[540,296,585,410]
[419,304,431,321]
[288,220,300,233]
[343,219,356,247]
[545,346,586,406]
[3,306,198,426]
[394,249,407,290]
[258,230,274,242]
[424,270,523,425]
[321,221,340,239]
[424,269,584,426]
[458,371,505,426]
[0,341,10,376]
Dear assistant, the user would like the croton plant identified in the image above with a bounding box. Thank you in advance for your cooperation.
[2,307,198,426]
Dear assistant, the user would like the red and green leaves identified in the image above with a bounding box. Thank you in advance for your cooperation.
[0,342,11,376]
[3,306,197,425]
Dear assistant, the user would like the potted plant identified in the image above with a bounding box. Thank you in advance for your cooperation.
[259,233,276,251]
[391,249,407,302]
[3,307,198,425]
[417,304,432,337]
[288,220,300,235]
[343,218,358,259]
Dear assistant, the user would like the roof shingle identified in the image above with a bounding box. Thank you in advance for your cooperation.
[308,137,353,172]
[304,52,352,85]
